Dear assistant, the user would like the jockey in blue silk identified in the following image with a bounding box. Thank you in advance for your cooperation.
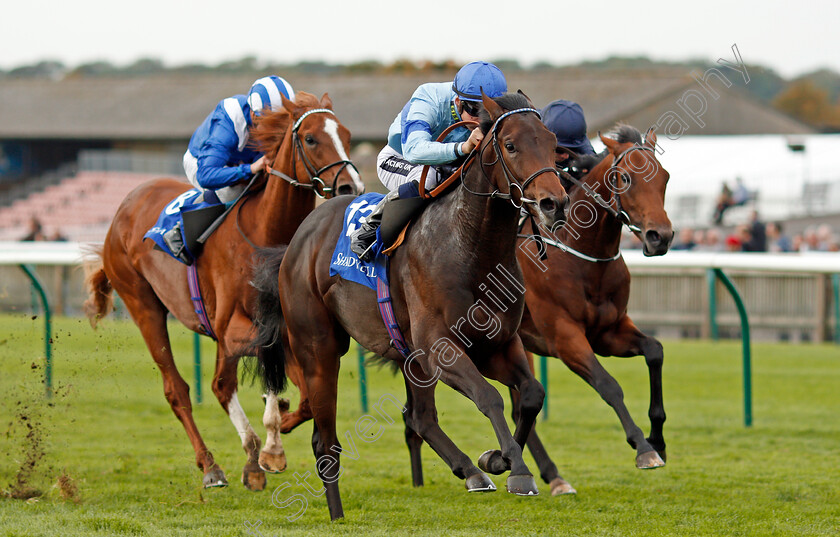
[349,61,508,261]
[183,75,296,204]
[162,76,295,261]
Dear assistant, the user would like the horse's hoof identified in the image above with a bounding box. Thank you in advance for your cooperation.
[258,450,287,473]
[636,450,666,469]
[549,477,577,496]
[242,462,267,492]
[202,466,228,488]
[506,474,539,496]
[465,472,496,492]
[477,449,509,475]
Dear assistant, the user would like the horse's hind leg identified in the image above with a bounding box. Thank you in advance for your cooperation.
[508,388,576,495]
[112,274,226,487]
[401,378,425,487]
[212,313,281,491]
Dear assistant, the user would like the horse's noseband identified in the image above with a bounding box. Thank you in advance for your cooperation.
[266,108,360,198]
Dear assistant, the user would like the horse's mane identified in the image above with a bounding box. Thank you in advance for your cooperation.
[561,123,646,191]
[478,92,534,134]
[248,91,323,162]
[611,123,644,145]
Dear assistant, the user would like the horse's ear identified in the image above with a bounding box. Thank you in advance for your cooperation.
[644,127,657,149]
[319,93,333,110]
[481,90,503,119]
[281,93,297,115]
[516,89,534,107]
[599,131,621,155]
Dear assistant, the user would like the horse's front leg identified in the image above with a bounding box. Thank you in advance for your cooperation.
[400,358,495,492]
[414,334,539,496]
[597,315,667,463]
[508,386,576,495]
[474,339,548,481]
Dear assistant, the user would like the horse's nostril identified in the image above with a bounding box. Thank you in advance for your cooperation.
[645,230,662,245]
[337,185,355,196]
[539,198,557,214]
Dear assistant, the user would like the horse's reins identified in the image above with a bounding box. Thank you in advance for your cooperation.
[419,108,558,210]
[264,108,360,199]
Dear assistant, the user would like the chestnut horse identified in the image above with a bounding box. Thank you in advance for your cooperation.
[83,92,364,491]
[249,92,569,519]
[402,125,673,495]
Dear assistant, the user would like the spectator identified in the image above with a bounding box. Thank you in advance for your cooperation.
[725,234,742,252]
[766,221,792,252]
[742,210,766,252]
[672,227,696,250]
[712,182,733,225]
[21,216,45,241]
[816,224,835,251]
[732,177,750,206]
[48,229,68,242]
[694,227,724,251]
[801,226,820,251]
[791,233,804,252]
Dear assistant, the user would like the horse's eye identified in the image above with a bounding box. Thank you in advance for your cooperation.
[504,142,515,152]
[305,134,316,145]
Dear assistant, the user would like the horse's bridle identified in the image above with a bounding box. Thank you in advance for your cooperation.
[463,108,559,210]
[562,144,656,234]
[265,108,359,198]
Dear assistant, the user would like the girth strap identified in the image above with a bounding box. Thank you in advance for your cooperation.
[375,257,411,359]
[187,264,217,340]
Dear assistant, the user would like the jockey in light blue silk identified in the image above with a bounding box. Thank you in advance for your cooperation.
[350,61,508,261]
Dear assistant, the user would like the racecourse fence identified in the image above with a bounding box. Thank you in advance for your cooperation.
[2,243,839,343]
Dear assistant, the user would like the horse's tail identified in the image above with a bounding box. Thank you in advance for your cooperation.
[246,245,289,394]
[82,245,113,329]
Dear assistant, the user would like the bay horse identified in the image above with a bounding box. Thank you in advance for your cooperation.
[83,92,364,491]
[403,125,673,495]
[249,92,569,520]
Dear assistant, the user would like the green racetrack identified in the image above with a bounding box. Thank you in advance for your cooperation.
[1,313,838,536]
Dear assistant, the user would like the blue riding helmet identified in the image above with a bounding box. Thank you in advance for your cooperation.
[247,76,295,114]
[541,99,595,155]
[452,61,507,102]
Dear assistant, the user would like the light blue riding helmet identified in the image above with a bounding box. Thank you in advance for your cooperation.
[452,61,507,102]
[247,76,295,114]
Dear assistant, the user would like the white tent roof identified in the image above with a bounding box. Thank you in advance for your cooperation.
[591,134,840,227]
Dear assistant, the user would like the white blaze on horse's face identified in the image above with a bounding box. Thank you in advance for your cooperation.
[323,118,365,193]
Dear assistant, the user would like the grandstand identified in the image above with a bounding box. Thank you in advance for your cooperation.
[0,170,181,242]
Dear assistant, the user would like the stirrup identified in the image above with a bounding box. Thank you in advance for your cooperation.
[163,225,192,265]
[350,226,378,261]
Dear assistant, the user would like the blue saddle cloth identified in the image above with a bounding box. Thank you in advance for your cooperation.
[144,189,222,263]
[329,193,387,290]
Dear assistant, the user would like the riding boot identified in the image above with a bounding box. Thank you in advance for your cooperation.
[350,189,400,262]
[162,223,192,265]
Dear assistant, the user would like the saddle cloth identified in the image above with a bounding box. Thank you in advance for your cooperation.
[144,189,225,264]
[329,193,386,290]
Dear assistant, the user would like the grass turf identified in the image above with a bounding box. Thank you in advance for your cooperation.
[0,313,838,536]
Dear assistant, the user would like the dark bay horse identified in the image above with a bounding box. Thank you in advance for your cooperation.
[83,92,364,491]
[398,125,672,496]
[250,92,569,520]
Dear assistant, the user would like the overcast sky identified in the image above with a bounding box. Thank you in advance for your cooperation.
[2,0,838,78]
